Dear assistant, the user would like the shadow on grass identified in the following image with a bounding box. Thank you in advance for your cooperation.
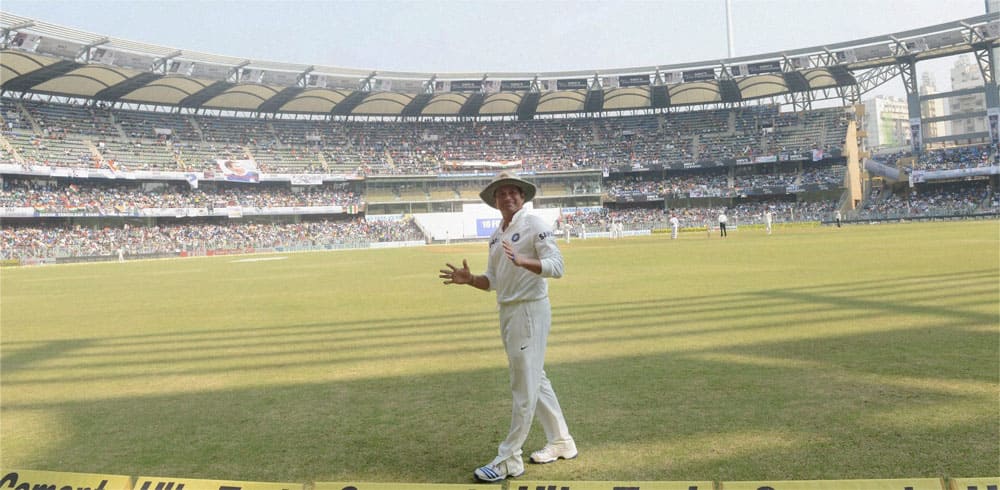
[6,269,995,384]
[2,269,997,482]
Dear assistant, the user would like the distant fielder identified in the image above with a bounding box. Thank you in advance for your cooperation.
[439,172,577,482]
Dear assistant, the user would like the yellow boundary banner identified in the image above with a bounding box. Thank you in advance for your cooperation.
[720,478,944,490]
[315,483,492,490]
[512,481,714,489]
[4,471,997,490]
[0,470,132,490]
[133,477,301,490]
[948,478,999,490]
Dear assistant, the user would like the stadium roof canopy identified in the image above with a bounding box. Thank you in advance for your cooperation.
[0,11,997,118]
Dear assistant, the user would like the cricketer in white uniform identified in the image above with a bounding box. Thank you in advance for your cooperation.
[439,172,577,482]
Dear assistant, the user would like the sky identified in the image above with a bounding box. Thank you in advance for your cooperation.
[1,0,993,97]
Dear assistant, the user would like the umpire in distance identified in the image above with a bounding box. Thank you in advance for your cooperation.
[439,172,577,482]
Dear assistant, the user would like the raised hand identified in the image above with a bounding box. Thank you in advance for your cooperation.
[440,259,472,285]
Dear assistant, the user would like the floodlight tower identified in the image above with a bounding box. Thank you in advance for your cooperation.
[981,0,999,148]
[725,0,735,58]
[989,0,999,92]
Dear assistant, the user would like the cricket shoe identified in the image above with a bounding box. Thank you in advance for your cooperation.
[473,457,524,482]
[530,439,578,464]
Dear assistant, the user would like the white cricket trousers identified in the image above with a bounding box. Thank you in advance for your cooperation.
[495,297,572,463]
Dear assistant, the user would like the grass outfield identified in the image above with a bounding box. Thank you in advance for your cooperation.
[1,220,997,482]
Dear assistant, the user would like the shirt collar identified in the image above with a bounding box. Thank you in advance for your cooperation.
[502,207,527,231]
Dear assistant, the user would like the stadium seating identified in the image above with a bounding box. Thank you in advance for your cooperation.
[1,95,996,263]
[1,97,854,174]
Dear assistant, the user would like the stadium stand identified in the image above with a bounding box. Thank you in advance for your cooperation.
[1,9,998,264]
[856,179,994,221]
[0,99,852,174]
[2,95,997,264]
[0,219,424,262]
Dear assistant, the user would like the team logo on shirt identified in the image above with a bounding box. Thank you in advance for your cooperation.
[511,233,521,242]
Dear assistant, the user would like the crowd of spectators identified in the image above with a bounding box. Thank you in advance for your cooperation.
[660,173,731,198]
[561,199,839,232]
[2,97,848,176]
[2,178,993,261]
[913,144,998,171]
[799,166,846,185]
[732,168,799,190]
[856,181,995,220]
[604,173,733,199]
[604,165,846,200]
[0,179,361,214]
[1,218,423,261]
[873,144,999,171]
[2,98,996,264]
[726,199,838,223]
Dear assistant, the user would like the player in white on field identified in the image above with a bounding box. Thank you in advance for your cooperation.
[439,172,577,482]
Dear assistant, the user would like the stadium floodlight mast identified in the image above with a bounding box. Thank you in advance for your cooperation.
[725,0,735,58]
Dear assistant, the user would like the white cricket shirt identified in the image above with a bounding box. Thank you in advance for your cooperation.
[483,208,564,305]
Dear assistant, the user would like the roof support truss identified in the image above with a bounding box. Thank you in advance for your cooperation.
[228,60,250,83]
[854,64,900,96]
[0,20,34,49]
[895,56,918,97]
[75,37,109,63]
[152,50,182,75]
[972,45,994,85]
[359,72,376,92]
[295,66,314,87]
